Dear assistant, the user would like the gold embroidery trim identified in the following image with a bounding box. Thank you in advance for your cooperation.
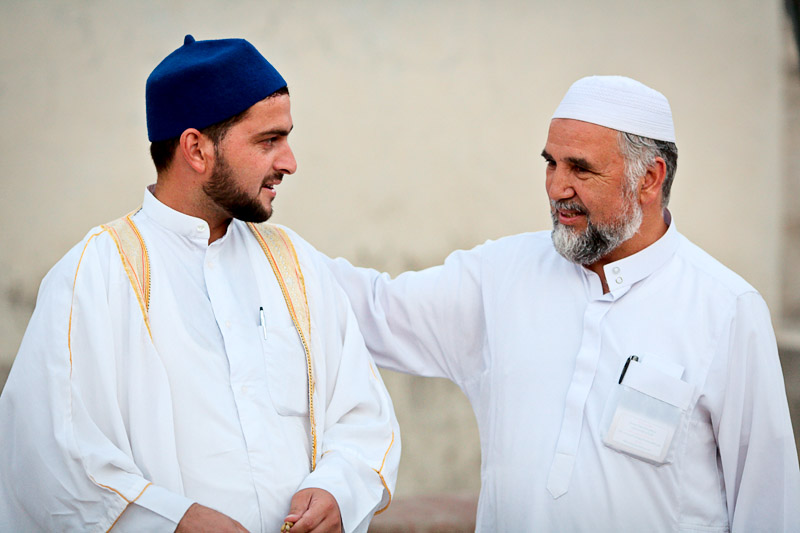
[102,482,153,532]
[247,222,317,471]
[373,430,396,514]
[101,210,152,339]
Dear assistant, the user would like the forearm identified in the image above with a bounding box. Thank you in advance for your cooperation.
[325,251,487,383]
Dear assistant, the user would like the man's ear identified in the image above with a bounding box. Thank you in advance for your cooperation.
[178,128,214,174]
[639,157,666,207]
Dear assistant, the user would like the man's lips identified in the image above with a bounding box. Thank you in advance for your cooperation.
[557,209,585,223]
[262,177,282,194]
[262,182,280,198]
[551,202,588,225]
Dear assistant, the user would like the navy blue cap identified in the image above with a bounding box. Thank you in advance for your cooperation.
[146,35,287,142]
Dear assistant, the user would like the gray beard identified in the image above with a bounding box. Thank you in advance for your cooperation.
[550,197,643,266]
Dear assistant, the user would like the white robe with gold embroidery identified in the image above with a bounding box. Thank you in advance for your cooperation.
[0,189,399,532]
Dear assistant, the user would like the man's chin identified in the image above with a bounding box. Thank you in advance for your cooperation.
[551,224,604,265]
[230,206,272,224]
[247,211,272,223]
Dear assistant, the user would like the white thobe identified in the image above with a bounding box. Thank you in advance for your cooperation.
[326,218,800,532]
[0,188,399,532]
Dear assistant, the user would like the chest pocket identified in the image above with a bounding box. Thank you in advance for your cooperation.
[600,356,695,465]
[260,325,310,417]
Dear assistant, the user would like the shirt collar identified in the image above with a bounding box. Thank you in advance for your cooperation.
[142,184,212,242]
[601,211,679,297]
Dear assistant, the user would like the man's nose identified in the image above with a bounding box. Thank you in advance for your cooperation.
[276,143,297,175]
[546,166,575,201]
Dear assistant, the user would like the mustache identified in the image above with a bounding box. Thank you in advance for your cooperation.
[261,171,285,187]
[550,199,588,216]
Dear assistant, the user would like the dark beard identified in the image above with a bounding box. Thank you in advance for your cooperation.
[202,154,273,223]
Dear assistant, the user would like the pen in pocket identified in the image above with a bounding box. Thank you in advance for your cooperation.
[259,306,267,340]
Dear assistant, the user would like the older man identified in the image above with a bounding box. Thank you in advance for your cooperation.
[0,35,399,532]
[326,76,800,530]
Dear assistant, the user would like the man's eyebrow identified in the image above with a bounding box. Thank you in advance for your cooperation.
[565,156,597,172]
[253,125,293,138]
[541,150,597,172]
[542,150,556,163]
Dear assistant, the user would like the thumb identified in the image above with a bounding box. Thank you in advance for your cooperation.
[284,489,313,523]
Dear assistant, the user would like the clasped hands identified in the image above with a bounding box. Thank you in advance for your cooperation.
[175,488,342,533]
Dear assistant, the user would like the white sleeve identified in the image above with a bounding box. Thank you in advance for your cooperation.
[713,292,800,531]
[286,231,401,533]
[114,485,195,531]
[0,232,194,532]
[114,485,194,531]
[323,246,488,386]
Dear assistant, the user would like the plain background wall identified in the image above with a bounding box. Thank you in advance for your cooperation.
[0,0,788,497]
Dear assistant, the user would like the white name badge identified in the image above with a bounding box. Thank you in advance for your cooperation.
[601,357,695,465]
[605,406,677,463]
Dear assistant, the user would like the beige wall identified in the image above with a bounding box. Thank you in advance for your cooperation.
[0,1,787,497]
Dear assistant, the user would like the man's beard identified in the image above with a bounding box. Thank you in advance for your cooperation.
[550,188,643,266]
[202,152,277,223]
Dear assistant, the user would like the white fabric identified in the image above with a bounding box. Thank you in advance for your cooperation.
[0,187,399,532]
[552,75,676,142]
[325,219,800,532]
[623,359,694,410]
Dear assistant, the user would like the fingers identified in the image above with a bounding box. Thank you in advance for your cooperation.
[283,488,341,533]
[284,488,313,524]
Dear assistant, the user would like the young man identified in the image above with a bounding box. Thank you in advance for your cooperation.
[0,35,399,533]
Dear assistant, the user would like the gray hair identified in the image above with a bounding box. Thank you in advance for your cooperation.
[617,132,678,207]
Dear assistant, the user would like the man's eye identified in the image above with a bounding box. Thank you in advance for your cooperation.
[261,137,278,146]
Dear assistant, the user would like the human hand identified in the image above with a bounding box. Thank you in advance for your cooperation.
[282,488,342,533]
[175,503,250,533]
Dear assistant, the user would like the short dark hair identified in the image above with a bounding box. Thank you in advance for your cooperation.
[149,86,289,173]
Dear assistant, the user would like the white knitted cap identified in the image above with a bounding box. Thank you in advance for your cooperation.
[552,75,675,143]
